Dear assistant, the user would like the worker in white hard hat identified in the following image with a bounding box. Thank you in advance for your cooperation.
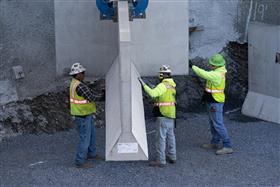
[69,63,102,168]
[139,65,177,167]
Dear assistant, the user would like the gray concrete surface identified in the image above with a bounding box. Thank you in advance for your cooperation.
[189,0,239,58]
[54,0,119,77]
[1,0,280,104]
[0,112,279,186]
[0,80,18,105]
[238,0,280,42]
[242,22,280,124]
[130,0,188,76]
[0,0,56,101]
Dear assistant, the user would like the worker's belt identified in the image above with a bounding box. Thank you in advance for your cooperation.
[205,88,224,94]
[70,98,90,104]
[154,102,175,106]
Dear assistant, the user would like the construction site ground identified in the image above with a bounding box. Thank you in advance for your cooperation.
[0,112,279,186]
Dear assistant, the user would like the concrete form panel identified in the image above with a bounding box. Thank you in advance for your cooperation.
[242,22,280,124]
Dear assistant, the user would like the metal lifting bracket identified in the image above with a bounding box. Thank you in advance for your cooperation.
[96,0,148,21]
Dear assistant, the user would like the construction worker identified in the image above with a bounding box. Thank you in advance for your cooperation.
[138,65,177,167]
[189,54,233,155]
[69,63,102,168]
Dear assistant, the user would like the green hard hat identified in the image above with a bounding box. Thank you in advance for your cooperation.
[208,54,225,67]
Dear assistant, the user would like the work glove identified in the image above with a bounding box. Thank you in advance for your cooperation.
[138,77,146,86]
[189,60,194,69]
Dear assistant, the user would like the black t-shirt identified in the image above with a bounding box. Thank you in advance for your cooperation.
[202,91,218,103]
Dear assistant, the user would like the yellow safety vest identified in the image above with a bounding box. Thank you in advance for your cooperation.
[155,79,176,119]
[205,70,226,103]
[69,79,96,116]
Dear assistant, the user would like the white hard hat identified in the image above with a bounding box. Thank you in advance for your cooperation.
[69,63,86,75]
[159,65,172,74]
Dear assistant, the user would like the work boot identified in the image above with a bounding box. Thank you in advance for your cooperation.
[87,154,103,161]
[201,143,219,150]
[149,160,166,168]
[215,147,233,155]
[166,156,176,164]
[75,161,92,169]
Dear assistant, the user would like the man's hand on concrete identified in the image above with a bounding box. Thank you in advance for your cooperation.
[138,77,145,86]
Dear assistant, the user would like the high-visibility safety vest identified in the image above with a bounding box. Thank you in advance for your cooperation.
[205,71,226,103]
[69,78,96,116]
[144,78,176,119]
[192,65,227,103]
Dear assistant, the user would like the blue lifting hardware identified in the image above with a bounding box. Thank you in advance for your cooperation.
[96,0,149,21]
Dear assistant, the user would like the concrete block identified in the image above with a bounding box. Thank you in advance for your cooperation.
[0,81,18,105]
[242,91,280,124]
[12,66,25,79]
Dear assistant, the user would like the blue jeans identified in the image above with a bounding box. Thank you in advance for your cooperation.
[156,117,176,164]
[74,115,97,165]
[207,102,232,148]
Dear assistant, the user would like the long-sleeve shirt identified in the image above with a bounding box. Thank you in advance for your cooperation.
[192,65,227,103]
[76,81,96,102]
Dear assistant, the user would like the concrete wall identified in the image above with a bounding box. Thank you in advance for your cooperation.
[1,0,280,104]
[238,0,280,42]
[55,0,188,77]
[189,0,280,59]
[130,0,188,76]
[0,0,56,103]
[189,0,240,58]
[54,0,119,77]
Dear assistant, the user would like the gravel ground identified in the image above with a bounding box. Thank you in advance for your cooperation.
[0,112,279,187]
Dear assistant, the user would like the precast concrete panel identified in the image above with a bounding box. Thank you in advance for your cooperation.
[130,0,189,76]
[105,1,148,161]
[242,22,280,124]
[54,0,119,77]
[131,64,148,157]
[105,60,148,160]
[105,57,122,157]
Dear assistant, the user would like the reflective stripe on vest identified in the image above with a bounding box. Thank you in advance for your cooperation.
[205,72,225,94]
[70,81,89,104]
[70,98,89,104]
[155,102,176,106]
[205,88,224,94]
